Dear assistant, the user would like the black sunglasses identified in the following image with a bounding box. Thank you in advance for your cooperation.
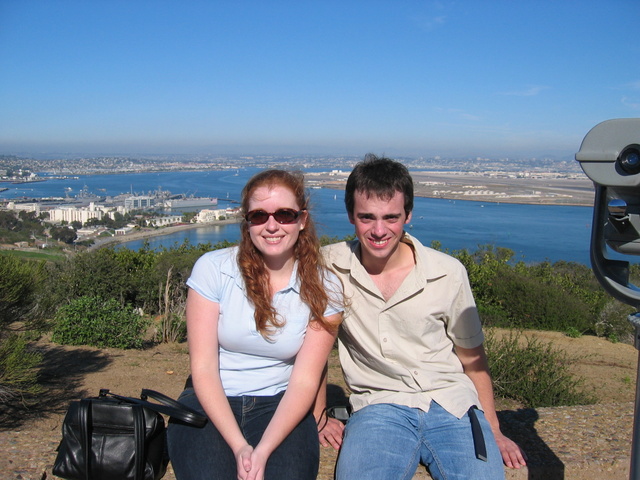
[244,208,305,225]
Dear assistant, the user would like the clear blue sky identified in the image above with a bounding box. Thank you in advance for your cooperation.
[1,0,638,158]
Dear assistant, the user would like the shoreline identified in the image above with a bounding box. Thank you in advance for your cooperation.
[89,175,595,250]
[88,217,241,250]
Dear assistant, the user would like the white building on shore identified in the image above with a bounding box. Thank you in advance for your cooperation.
[148,215,183,227]
[195,208,237,223]
[47,202,126,224]
[6,202,41,214]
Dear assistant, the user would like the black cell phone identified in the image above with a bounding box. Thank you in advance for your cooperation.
[327,405,351,424]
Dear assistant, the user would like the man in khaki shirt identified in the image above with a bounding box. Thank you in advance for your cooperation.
[315,155,526,479]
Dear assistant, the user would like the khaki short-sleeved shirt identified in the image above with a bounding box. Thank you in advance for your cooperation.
[323,233,484,419]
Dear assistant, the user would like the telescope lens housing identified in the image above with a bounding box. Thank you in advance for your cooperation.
[618,145,640,175]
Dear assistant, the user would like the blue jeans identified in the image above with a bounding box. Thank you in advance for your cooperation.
[167,388,319,480]
[336,402,504,480]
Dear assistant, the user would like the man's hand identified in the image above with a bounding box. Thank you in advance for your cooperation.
[318,416,345,450]
[494,431,527,469]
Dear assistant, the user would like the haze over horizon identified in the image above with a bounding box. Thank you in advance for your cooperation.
[1,1,638,159]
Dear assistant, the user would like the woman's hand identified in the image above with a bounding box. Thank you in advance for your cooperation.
[235,444,255,480]
[235,444,272,480]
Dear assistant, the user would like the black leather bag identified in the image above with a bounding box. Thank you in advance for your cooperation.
[53,388,207,480]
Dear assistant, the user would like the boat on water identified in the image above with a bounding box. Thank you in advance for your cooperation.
[76,185,104,201]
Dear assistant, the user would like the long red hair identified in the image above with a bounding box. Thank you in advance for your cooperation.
[238,169,339,339]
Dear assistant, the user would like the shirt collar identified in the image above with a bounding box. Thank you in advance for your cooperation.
[334,232,448,284]
[402,233,448,282]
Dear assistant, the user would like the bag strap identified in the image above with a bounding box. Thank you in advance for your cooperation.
[100,389,207,428]
[79,399,91,480]
[133,405,146,480]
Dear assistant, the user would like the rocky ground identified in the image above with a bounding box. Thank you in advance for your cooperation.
[1,328,636,479]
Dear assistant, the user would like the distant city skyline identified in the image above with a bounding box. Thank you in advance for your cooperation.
[1,1,638,159]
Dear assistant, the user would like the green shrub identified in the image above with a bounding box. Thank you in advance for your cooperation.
[0,255,46,327]
[481,268,593,333]
[485,330,596,408]
[156,312,187,343]
[156,266,187,343]
[0,332,43,402]
[45,240,230,321]
[565,326,582,338]
[478,303,510,326]
[52,296,149,349]
[594,299,635,344]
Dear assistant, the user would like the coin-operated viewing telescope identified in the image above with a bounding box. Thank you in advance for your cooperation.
[576,118,640,480]
[576,118,640,306]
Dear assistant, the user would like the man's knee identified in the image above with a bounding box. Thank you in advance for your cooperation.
[336,404,422,480]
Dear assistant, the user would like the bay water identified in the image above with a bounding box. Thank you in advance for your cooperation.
[2,168,595,265]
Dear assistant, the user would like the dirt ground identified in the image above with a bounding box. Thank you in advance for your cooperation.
[6,328,637,428]
[1,328,638,479]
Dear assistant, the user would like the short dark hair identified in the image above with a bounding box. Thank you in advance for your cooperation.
[345,154,414,216]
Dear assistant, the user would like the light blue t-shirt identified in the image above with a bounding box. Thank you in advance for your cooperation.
[186,246,342,396]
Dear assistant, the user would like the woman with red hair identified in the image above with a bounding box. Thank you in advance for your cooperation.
[168,169,343,480]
